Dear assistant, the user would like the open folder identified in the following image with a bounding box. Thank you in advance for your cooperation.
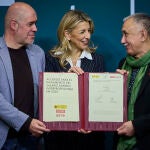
[39,72,127,131]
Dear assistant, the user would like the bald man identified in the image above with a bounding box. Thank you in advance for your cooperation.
[0,2,49,149]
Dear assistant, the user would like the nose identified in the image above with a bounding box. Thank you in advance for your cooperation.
[121,35,126,44]
[84,31,91,39]
[33,24,37,32]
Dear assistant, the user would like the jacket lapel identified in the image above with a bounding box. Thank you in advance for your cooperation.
[0,47,14,102]
[81,57,94,72]
[26,47,38,83]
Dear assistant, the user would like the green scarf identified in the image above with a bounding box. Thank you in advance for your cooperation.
[117,51,150,150]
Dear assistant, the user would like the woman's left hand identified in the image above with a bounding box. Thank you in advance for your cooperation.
[78,128,92,134]
[68,66,84,75]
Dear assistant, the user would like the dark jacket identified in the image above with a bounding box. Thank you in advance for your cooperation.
[114,58,150,150]
[44,51,105,150]
[45,52,104,72]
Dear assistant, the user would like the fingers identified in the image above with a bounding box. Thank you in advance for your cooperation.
[116,69,129,75]
[29,119,50,136]
[78,128,91,134]
[117,124,126,135]
[117,121,135,136]
[68,66,84,75]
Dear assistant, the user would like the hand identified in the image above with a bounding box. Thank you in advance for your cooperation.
[78,128,91,134]
[68,66,84,75]
[116,69,129,75]
[117,121,135,136]
[29,119,50,137]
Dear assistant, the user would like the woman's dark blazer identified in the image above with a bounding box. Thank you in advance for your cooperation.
[45,52,104,72]
[44,51,105,150]
[115,58,150,149]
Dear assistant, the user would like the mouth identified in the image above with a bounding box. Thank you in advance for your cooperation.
[28,35,35,40]
[28,32,35,37]
[123,43,128,46]
[123,43,129,50]
[81,40,89,45]
[29,35,35,37]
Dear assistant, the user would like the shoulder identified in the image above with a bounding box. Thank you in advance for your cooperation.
[0,37,7,49]
[0,37,3,44]
[27,44,44,52]
[45,51,61,70]
[91,52,104,61]
[91,52,103,58]
[45,51,63,72]
[27,44,45,56]
[45,51,59,62]
[90,52,104,71]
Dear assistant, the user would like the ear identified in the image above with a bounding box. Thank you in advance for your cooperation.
[140,29,148,41]
[10,19,19,31]
[64,30,71,41]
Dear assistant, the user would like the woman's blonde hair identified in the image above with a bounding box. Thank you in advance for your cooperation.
[50,10,96,67]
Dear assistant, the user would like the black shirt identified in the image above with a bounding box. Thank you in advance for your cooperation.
[7,46,34,138]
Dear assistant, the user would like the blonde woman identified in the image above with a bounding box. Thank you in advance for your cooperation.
[44,10,105,150]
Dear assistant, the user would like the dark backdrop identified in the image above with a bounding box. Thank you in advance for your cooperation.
[0,1,150,149]
[0,0,149,71]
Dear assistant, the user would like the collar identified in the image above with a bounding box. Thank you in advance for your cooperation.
[80,50,92,60]
[66,50,92,67]
[54,50,92,60]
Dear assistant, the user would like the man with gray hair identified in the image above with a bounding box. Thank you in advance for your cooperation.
[115,13,150,150]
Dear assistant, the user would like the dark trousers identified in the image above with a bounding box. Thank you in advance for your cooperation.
[44,131,105,150]
[2,135,40,150]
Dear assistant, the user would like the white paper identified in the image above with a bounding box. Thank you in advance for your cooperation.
[89,73,124,122]
[43,73,79,122]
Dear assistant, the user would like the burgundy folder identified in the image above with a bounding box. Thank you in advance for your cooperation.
[39,72,127,131]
